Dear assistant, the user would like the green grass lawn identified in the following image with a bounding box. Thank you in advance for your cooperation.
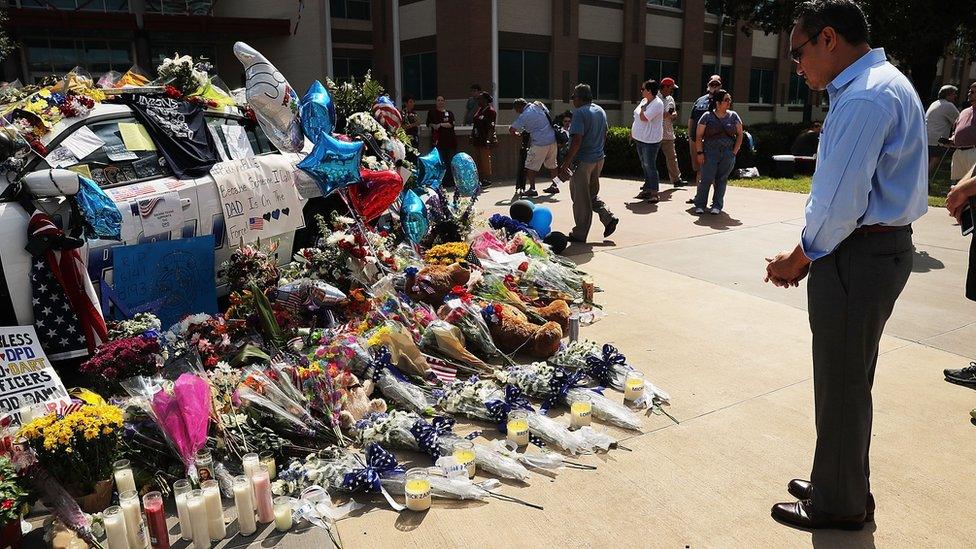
[729,175,951,208]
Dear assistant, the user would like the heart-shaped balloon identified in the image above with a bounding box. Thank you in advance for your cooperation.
[297,134,364,197]
[401,189,429,245]
[300,80,336,144]
[347,168,404,222]
[416,147,446,189]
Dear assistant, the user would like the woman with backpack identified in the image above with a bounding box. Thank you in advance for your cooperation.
[692,89,743,215]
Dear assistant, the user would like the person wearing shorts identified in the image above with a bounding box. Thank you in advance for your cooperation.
[510,98,557,197]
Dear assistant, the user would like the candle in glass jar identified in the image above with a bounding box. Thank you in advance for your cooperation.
[233,475,256,536]
[452,441,476,478]
[102,505,129,549]
[195,449,215,484]
[570,394,592,428]
[252,464,275,523]
[242,452,260,510]
[113,459,137,495]
[404,468,431,512]
[173,479,193,541]
[273,497,293,531]
[200,480,226,541]
[119,489,148,549]
[259,452,277,480]
[506,410,530,447]
[186,490,211,549]
[143,491,170,549]
[624,371,645,401]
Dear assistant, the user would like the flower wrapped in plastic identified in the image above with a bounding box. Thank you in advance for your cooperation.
[551,342,671,407]
[419,320,493,375]
[435,377,609,455]
[235,386,338,443]
[439,287,508,362]
[519,259,585,303]
[365,320,431,378]
[367,347,433,414]
[354,410,530,482]
[501,363,643,432]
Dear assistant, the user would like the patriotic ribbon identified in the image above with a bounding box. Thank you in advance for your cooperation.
[341,443,404,494]
[410,416,456,461]
[541,367,588,413]
[369,346,408,383]
[484,385,534,432]
[585,344,627,387]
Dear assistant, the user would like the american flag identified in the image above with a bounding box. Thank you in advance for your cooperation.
[372,95,402,130]
[249,217,264,230]
[30,255,89,361]
[138,196,163,218]
[424,355,458,383]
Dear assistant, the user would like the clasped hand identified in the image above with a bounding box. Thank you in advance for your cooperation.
[764,245,811,288]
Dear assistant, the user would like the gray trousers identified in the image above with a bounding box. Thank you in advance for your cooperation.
[807,227,913,515]
[569,158,614,240]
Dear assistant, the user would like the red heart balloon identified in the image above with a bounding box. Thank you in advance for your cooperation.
[348,168,404,222]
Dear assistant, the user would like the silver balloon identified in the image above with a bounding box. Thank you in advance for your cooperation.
[233,41,304,153]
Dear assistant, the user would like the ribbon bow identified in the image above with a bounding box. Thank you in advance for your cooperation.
[585,344,627,387]
[541,367,588,413]
[341,443,404,493]
[485,385,534,431]
[369,346,393,383]
[410,416,456,461]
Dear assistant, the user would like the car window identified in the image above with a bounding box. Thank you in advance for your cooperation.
[206,116,277,160]
[38,118,172,188]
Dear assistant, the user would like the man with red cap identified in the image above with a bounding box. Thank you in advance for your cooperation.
[658,77,687,187]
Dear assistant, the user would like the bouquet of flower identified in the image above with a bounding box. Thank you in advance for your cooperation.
[354,411,530,482]
[156,53,210,96]
[419,320,492,374]
[218,240,281,294]
[424,187,479,246]
[107,312,162,340]
[424,242,470,266]
[551,342,671,407]
[238,366,339,442]
[440,286,507,362]
[365,321,431,378]
[164,314,239,370]
[501,363,643,432]
[0,455,28,525]
[79,334,163,382]
[366,347,433,415]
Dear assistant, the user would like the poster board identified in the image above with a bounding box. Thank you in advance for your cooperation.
[210,155,305,245]
[0,326,70,415]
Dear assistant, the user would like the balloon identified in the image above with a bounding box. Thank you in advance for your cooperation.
[416,148,446,189]
[530,206,553,238]
[401,189,429,245]
[451,152,479,197]
[543,231,568,254]
[233,41,304,152]
[300,80,336,143]
[347,168,404,222]
[297,134,364,197]
[372,95,402,130]
[510,199,535,224]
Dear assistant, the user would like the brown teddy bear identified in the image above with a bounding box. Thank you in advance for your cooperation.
[487,303,563,359]
[405,262,472,306]
[528,300,571,332]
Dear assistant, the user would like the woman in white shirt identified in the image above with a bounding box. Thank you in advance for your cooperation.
[632,80,665,202]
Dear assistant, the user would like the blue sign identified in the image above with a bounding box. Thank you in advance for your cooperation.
[111,236,218,327]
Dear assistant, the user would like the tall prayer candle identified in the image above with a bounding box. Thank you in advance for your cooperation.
[252,464,275,523]
[186,489,211,549]
[242,452,260,510]
[143,491,170,549]
[173,479,193,541]
[200,480,226,541]
[102,505,128,549]
[233,475,257,536]
[113,459,137,495]
[119,489,148,549]
[260,452,277,480]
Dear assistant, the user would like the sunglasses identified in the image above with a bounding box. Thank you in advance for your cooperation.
[790,28,824,63]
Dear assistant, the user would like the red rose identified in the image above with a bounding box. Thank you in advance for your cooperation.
[2,499,13,510]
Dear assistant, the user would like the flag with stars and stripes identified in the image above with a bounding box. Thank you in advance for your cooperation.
[30,256,89,361]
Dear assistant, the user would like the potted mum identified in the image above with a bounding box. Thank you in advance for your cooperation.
[0,456,28,548]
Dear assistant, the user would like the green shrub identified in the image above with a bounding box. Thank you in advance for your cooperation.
[603,125,695,180]
[746,122,810,172]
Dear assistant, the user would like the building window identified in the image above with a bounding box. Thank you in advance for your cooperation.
[647,0,682,8]
[403,52,437,101]
[25,37,132,82]
[701,64,733,93]
[749,68,774,104]
[330,0,370,20]
[499,50,549,99]
[150,44,217,74]
[788,73,809,105]
[333,58,373,83]
[579,55,620,101]
[20,0,131,10]
[145,1,213,15]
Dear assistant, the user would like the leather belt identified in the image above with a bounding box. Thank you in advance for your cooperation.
[853,224,910,235]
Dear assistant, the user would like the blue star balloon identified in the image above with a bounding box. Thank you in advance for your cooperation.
[297,134,363,197]
[300,80,336,144]
[400,189,429,245]
[451,152,479,197]
[416,147,446,189]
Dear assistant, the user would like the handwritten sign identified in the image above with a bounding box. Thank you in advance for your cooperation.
[0,326,69,415]
[112,236,217,326]
[137,191,184,237]
[210,155,304,245]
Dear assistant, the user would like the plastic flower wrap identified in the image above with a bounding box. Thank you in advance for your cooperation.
[519,259,584,303]
[367,347,432,414]
[551,342,671,406]
[107,312,162,340]
[439,286,508,362]
[365,320,430,378]
[419,320,493,375]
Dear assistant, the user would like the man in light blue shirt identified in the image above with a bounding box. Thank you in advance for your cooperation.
[766,0,927,531]
[510,99,557,197]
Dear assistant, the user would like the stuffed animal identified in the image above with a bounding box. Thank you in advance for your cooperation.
[405,262,471,306]
[488,303,563,359]
[528,300,571,332]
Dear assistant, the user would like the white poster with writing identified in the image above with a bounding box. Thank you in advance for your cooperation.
[0,326,70,416]
[137,191,184,237]
[210,155,305,245]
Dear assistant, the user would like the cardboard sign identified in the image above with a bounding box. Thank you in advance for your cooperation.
[112,236,218,326]
[210,155,305,245]
[137,191,184,237]
[0,326,70,415]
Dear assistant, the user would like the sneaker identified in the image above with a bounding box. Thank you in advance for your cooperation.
[710,207,721,215]
[945,362,976,387]
[480,180,493,189]
[544,183,560,195]
[692,207,705,215]
[522,189,539,198]
[603,216,619,238]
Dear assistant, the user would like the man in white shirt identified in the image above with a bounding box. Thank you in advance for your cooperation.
[657,77,687,187]
[633,79,665,202]
[926,85,959,174]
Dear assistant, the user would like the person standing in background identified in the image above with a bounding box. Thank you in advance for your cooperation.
[547,111,574,195]
[633,80,665,203]
[470,91,497,189]
[428,95,457,187]
[925,85,959,175]
[510,98,558,198]
[947,83,976,182]
[658,77,686,188]
[692,89,742,215]
[402,95,420,149]
[464,84,482,125]
[689,75,723,186]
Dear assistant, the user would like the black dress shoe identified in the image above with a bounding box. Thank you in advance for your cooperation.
[786,480,875,522]
[568,234,586,244]
[771,500,866,530]
[603,216,619,238]
[945,362,976,387]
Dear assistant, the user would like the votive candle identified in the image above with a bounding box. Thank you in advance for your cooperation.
[273,497,293,531]
[233,475,257,536]
[624,371,645,401]
[186,489,211,549]
[452,441,476,478]
[173,479,193,541]
[102,505,129,549]
[506,410,530,447]
[252,464,275,523]
[200,479,226,541]
[570,394,592,428]
[259,452,277,480]
[113,459,137,495]
[143,491,170,549]
[404,468,431,512]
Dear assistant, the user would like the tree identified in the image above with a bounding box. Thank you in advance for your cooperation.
[0,7,12,62]
[708,0,976,102]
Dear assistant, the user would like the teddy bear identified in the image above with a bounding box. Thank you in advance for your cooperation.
[487,303,563,359]
[405,262,471,306]
[527,300,571,332]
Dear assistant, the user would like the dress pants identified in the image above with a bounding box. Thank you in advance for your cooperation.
[807,227,913,515]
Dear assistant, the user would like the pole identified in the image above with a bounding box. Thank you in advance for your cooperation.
[715,12,725,77]
[491,0,499,99]
[324,0,334,78]
[393,0,402,106]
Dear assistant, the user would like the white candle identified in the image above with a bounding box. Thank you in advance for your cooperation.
[119,489,148,549]
[113,459,137,495]
[624,371,645,401]
[173,479,193,541]
[186,490,211,549]
[200,480,226,541]
[404,468,431,512]
[242,452,260,510]
[252,464,275,523]
[233,475,257,536]
[273,497,293,531]
[102,505,129,549]
[260,452,277,480]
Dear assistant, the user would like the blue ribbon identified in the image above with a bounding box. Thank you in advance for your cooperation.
[585,344,627,387]
[541,367,588,413]
[341,443,404,493]
[484,385,534,432]
[370,346,408,383]
[410,416,457,461]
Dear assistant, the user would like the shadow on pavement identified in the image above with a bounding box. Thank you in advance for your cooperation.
[811,521,876,548]
[912,249,945,272]
[689,209,744,230]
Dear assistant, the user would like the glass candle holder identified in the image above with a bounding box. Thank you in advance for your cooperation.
[200,479,226,541]
[452,440,476,478]
[241,452,260,479]
[506,410,530,447]
[273,497,293,531]
[102,505,128,549]
[259,452,277,480]
[624,371,645,401]
[404,468,432,512]
[173,479,193,542]
[195,449,215,484]
[233,475,256,536]
[143,491,170,549]
[119,489,148,549]
[253,464,275,523]
[186,489,211,549]
[570,393,592,428]
[112,459,137,495]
